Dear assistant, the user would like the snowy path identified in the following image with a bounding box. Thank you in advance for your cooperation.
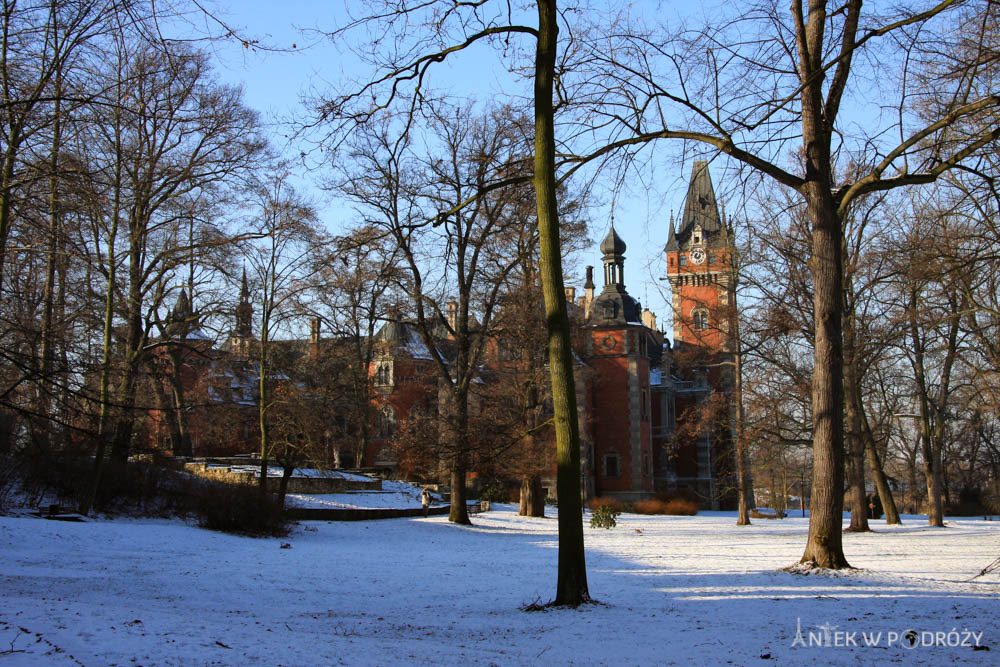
[1,508,997,665]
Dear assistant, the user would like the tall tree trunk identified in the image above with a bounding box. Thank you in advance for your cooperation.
[448,397,471,525]
[167,351,192,456]
[110,357,139,463]
[35,65,63,456]
[110,234,146,463]
[149,366,185,455]
[796,1,850,569]
[733,336,750,525]
[859,409,901,524]
[843,314,869,532]
[906,287,948,527]
[520,474,545,517]
[81,96,123,516]
[800,186,849,566]
[259,332,270,500]
[535,0,589,605]
[922,427,945,526]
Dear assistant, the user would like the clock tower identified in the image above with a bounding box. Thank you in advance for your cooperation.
[664,160,739,509]
[665,160,736,354]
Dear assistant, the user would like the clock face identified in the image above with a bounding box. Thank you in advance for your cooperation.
[690,247,706,265]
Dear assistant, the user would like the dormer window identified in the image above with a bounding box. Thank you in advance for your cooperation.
[692,224,703,245]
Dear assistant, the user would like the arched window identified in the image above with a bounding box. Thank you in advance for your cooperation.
[375,362,392,386]
[693,309,709,331]
[377,405,397,438]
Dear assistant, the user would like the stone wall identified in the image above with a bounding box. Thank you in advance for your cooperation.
[183,462,382,493]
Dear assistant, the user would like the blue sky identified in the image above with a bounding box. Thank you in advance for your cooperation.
[205,1,736,327]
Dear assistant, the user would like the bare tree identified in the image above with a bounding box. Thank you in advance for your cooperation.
[570,0,1000,566]
[307,226,403,469]
[337,104,540,525]
[242,168,317,500]
[315,0,594,606]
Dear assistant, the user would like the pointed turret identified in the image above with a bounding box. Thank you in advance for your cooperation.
[172,288,191,320]
[664,212,679,252]
[677,160,723,244]
[167,288,192,339]
[235,268,253,337]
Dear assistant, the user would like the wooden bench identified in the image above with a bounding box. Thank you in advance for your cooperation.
[34,504,85,521]
[466,501,490,515]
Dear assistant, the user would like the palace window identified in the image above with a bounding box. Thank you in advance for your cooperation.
[375,362,393,386]
[377,405,397,438]
[604,453,621,478]
[679,254,687,266]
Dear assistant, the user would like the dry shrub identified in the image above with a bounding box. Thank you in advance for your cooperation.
[588,496,623,512]
[632,499,667,515]
[661,498,698,515]
[655,488,700,505]
[16,456,196,516]
[633,498,698,515]
[194,481,289,537]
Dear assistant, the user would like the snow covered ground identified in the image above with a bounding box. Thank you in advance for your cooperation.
[1,507,997,665]
[287,481,442,510]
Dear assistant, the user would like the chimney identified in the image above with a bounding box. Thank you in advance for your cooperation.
[642,309,656,331]
[447,300,458,330]
[565,286,576,304]
[309,317,321,361]
[583,266,595,318]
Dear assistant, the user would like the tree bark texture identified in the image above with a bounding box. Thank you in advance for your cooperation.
[843,316,870,532]
[520,474,545,517]
[860,411,901,524]
[535,0,589,605]
[796,0,851,569]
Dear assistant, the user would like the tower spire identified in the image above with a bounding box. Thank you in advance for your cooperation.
[235,267,253,337]
[665,212,679,252]
[679,160,722,237]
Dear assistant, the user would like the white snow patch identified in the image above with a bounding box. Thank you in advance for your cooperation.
[0,511,996,664]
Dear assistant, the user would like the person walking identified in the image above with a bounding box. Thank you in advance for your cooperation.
[421,488,432,517]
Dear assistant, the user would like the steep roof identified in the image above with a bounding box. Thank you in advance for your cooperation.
[374,319,435,360]
[664,213,679,252]
[678,160,722,237]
